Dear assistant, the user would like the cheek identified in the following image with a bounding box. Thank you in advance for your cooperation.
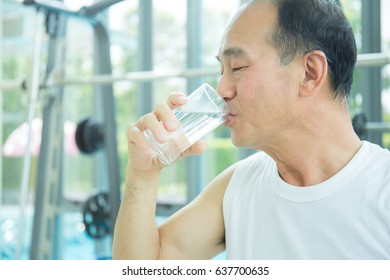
[238,75,272,115]
[236,65,296,117]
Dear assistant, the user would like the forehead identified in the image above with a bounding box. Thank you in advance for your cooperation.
[218,1,277,60]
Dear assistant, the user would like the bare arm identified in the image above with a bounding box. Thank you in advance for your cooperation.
[112,163,161,259]
[113,161,234,260]
[112,93,234,259]
[157,164,235,259]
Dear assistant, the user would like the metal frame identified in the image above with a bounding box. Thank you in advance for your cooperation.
[29,8,67,260]
[91,11,121,258]
[22,0,122,259]
[361,0,382,145]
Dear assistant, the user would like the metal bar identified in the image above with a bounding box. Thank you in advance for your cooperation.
[23,0,79,15]
[79,0,124,17]
[30,10,68,260]
[186,0,204,203]
[0,80,26,91]
[17,10,46,260]
[92,21,121,242]
[365,122,390,132]
[138,0,154,116]
[1,52,390,91]
[62,68,219,85]
[0,68,219,90]
[361,0,382,145]
[23,0,125,20]
[356,53,390,67]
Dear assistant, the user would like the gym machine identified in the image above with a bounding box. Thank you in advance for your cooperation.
[21,0,123,259]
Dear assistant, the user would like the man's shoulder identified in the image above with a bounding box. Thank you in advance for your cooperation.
[360,142,390,183]
[363,141,390,161]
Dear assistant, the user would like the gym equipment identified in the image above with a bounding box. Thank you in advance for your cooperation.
[352,112,368,139]
[24,0,122,259]
[16,10,46,260]
[75,118,104,154]
[82,192,111,239]
[352,112,390,139]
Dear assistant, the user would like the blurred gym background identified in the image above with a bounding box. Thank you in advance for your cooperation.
[0,0,389,259]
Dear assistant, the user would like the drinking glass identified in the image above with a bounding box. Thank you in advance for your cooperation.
[144,83,228,166]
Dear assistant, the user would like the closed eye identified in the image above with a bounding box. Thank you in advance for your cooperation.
[232,66,246,72]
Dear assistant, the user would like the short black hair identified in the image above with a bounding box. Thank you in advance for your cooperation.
[266,0,357,100]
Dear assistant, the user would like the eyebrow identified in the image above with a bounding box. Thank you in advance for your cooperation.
[215,47,247,62]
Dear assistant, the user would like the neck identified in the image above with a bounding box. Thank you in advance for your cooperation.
[259,104,362,187]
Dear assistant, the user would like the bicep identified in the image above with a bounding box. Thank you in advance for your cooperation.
[157,165,236,259]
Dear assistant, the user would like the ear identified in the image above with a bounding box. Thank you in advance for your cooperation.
[300,50,328,97]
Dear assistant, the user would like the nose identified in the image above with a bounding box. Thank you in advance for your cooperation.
[216,73,236,102]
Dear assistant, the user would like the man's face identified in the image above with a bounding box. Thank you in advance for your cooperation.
[217,1,303,150]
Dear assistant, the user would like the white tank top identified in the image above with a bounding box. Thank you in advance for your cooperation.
[223,141,390,259]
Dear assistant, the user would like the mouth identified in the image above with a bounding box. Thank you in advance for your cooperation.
[223,113,236,127]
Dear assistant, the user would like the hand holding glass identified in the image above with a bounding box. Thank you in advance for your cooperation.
[144,83,228,166]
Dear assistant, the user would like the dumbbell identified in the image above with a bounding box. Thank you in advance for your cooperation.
[75,117,104,154]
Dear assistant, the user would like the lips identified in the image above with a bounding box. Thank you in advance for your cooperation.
[223,113,235,127]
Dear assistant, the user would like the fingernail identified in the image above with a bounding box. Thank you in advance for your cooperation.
[178,95,187,103]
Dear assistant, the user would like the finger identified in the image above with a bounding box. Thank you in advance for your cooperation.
[126,125,163,171]
[180,140,207,158]
[167,93,187,110]
[153,102,179,132]
[139,112,171,143]
[127,125,156,157]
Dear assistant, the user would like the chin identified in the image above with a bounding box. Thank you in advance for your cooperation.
[230,133,244,148]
